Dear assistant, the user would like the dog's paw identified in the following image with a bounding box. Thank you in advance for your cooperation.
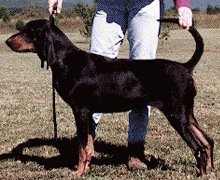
[70,170,85,177]
[70,161,91,177]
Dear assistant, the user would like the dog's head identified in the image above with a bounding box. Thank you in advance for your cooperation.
[6,16,56,68]
[6,19,53,52]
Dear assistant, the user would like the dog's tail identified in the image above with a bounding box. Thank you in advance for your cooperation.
[158,18,204,72]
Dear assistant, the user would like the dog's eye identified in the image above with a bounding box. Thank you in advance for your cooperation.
[25,29,36,39]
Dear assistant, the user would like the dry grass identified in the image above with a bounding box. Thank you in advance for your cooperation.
[194,14,220,29]
[0,28,219,179]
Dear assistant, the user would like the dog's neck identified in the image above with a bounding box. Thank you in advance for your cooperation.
[38,24,87,69]
[49,25,82,56]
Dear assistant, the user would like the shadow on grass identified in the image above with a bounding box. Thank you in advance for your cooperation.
[0,138,172,171]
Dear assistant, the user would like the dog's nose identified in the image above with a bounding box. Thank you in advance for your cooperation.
[5,37,12,47]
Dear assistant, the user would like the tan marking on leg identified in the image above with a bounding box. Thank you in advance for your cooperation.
[191,73,198,92]
[71,135,95,176]
[71,147,87,176]
[189,111,214,171]
[85,134,95,173]
[191,124,213,170]
[200,166,205,177]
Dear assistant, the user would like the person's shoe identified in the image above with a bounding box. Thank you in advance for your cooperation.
[127,142,147,170]
[128,157,147,170]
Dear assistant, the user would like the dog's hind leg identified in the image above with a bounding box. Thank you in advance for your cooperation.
[189,110,214,171]
[163,106,208,176]
[71,108,95,176]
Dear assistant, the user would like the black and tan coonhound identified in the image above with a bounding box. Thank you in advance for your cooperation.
[6,18,214,176]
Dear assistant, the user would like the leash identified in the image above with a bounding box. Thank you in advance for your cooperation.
[52,71,57,139]
[51,6,58,140]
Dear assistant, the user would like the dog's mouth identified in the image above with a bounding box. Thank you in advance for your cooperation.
[6,35,36,53]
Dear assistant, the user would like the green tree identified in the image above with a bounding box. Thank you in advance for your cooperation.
[165,6,177,16]
[0,6,11,23]
[192,8,200,14]
[73,2,96,37]
[16,19,25,31]
[206,5,220,14]
[0,6,6,18]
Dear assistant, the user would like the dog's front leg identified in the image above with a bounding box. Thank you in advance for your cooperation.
[71,108,95,177]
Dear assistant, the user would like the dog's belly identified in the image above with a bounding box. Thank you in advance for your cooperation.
[72,83,155,113]
[92,94,149,112]
[69,71,166,113]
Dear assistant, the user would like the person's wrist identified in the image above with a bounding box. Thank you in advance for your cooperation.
[176,0,190,10]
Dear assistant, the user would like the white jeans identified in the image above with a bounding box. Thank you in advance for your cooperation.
[90,0,163,143]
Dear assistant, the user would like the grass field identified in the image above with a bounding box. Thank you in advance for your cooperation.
[0,27,219,179]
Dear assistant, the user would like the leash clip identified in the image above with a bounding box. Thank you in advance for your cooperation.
[49,4,57,24]
[52,4,58,16]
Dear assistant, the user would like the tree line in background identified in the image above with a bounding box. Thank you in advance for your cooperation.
[0,3,220,36]
[0,3,96,36]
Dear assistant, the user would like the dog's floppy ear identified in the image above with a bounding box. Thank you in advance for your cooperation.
[39,28,56,69]
[45,29,56,69]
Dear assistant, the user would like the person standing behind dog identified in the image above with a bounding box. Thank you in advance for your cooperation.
[48,0,192,170]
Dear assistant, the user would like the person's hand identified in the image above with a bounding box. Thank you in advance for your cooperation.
[48,0,63,15]
[177,7,192,30]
